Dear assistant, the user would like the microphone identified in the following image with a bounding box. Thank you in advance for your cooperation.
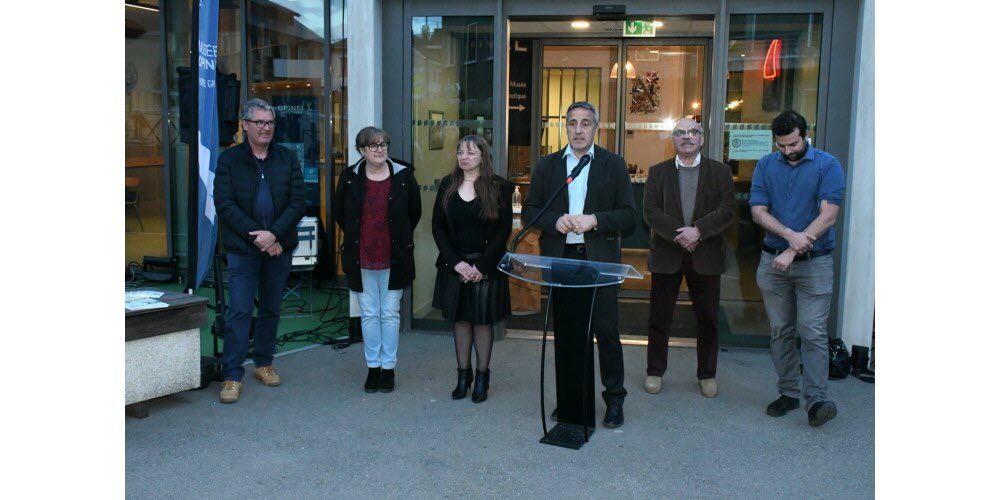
[565,154,591,184]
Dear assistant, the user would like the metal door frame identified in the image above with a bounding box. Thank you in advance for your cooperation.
[535,36,713,164]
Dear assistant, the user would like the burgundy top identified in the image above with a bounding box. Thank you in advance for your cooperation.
[360,177,392,270]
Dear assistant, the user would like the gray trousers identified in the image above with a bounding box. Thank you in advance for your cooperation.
[756,252,834,410]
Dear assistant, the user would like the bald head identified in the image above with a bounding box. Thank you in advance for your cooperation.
[672,118,704,160]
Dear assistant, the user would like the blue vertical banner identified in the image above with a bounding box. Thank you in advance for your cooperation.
[195,0,219,288]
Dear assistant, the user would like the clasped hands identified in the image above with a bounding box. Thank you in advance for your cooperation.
[556,214,597,235]
[454,261,483,283]
[674,226,701,252]
[249,230,284,257]
[771,231,817,271]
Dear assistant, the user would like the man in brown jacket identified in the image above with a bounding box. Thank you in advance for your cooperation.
[643,117,735,398]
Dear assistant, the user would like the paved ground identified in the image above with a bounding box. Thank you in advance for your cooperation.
[125,333,874,499]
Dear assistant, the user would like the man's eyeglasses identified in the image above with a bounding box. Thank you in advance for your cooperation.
[246,120,275,129]
[366,142,390,152]
[672,128,703,138]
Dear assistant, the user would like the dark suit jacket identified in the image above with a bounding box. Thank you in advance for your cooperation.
[643,156,735,275]
[522,145,636,264]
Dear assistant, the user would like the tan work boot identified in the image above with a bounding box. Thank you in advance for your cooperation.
[253,366,282,386]
[219,380,242,403]
[699,378,718,398]
[644,375,662,394]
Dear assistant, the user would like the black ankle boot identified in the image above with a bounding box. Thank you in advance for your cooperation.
[379,369,395,393]
[364,368,381,393]
[471,369,490,403]
[451,368,473,400]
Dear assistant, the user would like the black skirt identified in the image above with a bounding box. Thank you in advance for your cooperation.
[432,257,511,324]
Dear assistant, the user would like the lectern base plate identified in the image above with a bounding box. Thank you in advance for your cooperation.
[540,423,595,449]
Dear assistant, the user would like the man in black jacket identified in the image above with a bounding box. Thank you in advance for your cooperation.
[213,98,306,403]
[522,101,636,428]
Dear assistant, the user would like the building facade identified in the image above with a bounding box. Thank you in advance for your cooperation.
[124,0,873,350]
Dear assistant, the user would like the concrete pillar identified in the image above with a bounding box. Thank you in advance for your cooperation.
[346,0,382,165]
[837,0,874,351]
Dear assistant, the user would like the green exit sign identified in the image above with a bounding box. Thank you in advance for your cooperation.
[623,20,656,37]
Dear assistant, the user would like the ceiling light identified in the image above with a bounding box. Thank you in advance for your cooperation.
[610,61,636,79]
[653,21,664,28]
[571,21,590,29]
[125,1,159,12]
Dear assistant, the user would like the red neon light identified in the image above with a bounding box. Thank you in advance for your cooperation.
[763,39,781,80]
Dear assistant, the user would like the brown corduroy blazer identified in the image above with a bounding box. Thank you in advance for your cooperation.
[643,156,736,275]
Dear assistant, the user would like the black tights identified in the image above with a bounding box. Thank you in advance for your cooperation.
[454,321,494,372]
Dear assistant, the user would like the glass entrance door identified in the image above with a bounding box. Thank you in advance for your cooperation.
[505,39,710,338]
[619,43,707,295]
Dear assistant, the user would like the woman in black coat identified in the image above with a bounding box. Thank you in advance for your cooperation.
[432,135,514,403]
[333,126,421,394]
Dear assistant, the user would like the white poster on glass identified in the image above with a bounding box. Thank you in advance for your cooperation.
[729,130,773,160]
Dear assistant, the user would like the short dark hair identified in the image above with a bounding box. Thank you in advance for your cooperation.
[355,126,390,154]
[566,101,599,123]
[771,110,808,137]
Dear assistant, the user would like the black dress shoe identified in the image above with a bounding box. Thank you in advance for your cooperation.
[364,367,381,393]
[766,395,800,416]
[603,403,624,428]
[379,369,395,393]
[808,401,838,427]
[550,407,558,420]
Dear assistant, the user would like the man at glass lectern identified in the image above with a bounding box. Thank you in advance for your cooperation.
[522,101,636,428]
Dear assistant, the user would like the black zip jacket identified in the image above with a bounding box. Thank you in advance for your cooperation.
[214,141,307,254]
[333,157,422,292]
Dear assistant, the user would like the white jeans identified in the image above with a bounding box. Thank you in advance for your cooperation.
[354,269,403,369]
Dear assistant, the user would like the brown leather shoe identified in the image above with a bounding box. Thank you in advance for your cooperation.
[699,378,718,398]
[219,380,242,403]
[253,366,281,386]
[644,376,662,394]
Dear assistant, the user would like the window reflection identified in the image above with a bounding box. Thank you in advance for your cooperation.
[248,0,326,211]
[125,3,167,263]
[411,16,495,326]
[721,13,824,337]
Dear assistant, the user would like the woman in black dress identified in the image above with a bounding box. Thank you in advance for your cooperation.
[432,135,514,403]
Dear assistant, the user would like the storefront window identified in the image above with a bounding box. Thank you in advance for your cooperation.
[161,0,242,273]
[722,13,824,339]
[248,0,327,215]
[125,2,168,265]
[410,15,494,326]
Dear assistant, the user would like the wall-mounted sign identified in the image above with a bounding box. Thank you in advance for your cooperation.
[624,20,655,37]
[508,39,532,146]
[728,130,773,160]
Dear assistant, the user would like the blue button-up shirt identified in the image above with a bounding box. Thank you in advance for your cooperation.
[748,146,845,252]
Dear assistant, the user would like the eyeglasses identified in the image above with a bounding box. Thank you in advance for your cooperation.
[672,128,703,138]
[366,142,390,152]
[246,120,275,129]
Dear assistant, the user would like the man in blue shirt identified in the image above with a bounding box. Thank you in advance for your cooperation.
[749,110,845,427]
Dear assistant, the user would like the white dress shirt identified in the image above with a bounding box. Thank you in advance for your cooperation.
[675,153,702,169]
[563,144,595,244]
